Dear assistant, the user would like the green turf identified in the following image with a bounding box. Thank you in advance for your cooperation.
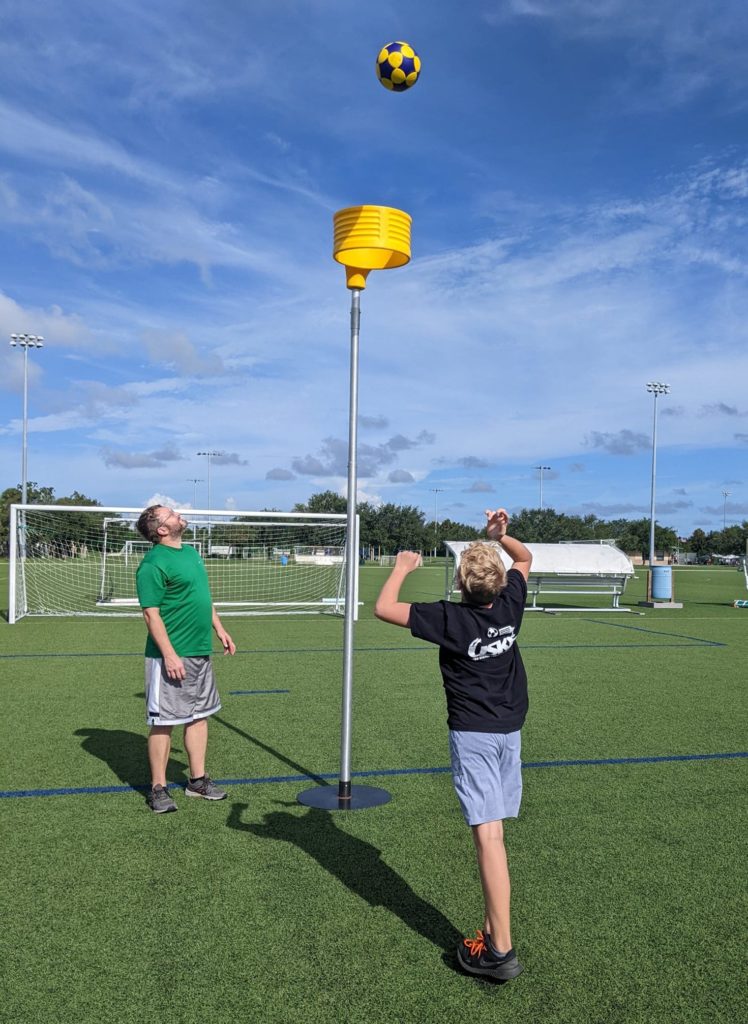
[1,563,746,1023]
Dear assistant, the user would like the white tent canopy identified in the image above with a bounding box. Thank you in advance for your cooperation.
[445,541,634,576]
[444,541,635,611]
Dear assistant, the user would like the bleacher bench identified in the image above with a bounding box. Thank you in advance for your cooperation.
[526,573,630,609]
[209,545,235,558]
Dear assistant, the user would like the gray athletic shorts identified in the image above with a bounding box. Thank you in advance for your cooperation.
[448,729,523,826]
[145,656,222,727]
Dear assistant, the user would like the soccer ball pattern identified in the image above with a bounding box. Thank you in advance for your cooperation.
[376,41,421,92]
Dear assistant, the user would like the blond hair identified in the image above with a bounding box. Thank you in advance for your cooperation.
[457,542,507,605]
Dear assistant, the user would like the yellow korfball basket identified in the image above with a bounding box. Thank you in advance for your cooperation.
[333,205,411,289]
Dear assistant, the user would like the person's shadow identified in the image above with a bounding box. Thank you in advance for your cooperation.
[227,800,463,957]
[73,728,187,795]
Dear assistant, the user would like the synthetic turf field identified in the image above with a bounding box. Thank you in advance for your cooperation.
[1,563,745,1024]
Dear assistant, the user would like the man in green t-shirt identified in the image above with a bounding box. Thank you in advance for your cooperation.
[135,504,236,814]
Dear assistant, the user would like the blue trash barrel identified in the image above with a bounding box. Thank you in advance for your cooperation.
[651,565,672,600]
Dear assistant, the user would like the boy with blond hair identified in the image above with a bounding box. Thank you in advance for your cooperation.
[375,508,532,980]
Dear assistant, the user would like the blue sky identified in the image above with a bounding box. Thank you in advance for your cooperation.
[0,0,746,537]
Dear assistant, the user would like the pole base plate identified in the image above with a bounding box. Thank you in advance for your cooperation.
[297,784,391,811]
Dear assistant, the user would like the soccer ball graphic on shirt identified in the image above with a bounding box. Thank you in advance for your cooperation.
[375,41,421,92]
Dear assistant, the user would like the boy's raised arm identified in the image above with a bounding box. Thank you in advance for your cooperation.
[485,508,533,581]
[374,550,422,627]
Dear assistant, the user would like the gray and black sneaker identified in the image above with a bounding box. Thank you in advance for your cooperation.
[456,930,524,981]
[185,775,227,801]
[147,784,177,814]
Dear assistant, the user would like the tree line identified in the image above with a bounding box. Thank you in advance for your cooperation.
[2,483,746,559]
[294,491,748,558]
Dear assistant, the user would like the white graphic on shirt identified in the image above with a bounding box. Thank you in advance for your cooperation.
[467,625,516,660]
[487,627,499,638]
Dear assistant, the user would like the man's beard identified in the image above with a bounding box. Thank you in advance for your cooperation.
[167,518,187,538]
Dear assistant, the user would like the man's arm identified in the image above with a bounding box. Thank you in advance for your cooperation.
[374,551,422,627]
[212,607,236,655]
[142,607,186,680]
[485,508,533,581]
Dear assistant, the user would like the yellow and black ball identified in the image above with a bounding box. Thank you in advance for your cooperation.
[375,41,421,92]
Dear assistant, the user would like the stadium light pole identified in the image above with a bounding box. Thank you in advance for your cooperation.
[430,487,444,556]
[299,205,411,812]
[187,478,204,508]
[722,490,730,531]
[196,451,223,549]
[9,334,44,505]
[534,465,551,510]
[196,451,223,510]
[646,382,670,587]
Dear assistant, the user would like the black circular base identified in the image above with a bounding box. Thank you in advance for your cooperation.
[297,784,391,810]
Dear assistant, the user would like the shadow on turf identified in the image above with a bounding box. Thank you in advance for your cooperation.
[74,728,187,796]
[227,800,464,956]
[212,715,329,786]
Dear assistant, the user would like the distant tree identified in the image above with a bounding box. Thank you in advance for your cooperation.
[706,524,748,556]
[505,508,592,543]
[614,518,678,559]
[294,491,347,515]
[372,503,426,552]
[424,518,482,555]
[687,528,709,555]
[1,482,103,551]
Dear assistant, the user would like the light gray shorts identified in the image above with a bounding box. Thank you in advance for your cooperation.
[448,729,523,826]
[145,656,222,727]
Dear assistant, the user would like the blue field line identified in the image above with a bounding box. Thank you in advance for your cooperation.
[583,618,727,647]
[229,689,290,695]
[1,751,745,800]
[0,635,725,661]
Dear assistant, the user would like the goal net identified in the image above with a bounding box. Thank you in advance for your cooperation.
[9,504,349,622]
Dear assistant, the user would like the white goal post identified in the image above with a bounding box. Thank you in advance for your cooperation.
[9,504,351,622]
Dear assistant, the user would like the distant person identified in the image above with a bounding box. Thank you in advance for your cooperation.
[374,508,532,980]
[135,505,236,813]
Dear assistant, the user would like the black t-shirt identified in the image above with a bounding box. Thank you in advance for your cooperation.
[409,568,528,733]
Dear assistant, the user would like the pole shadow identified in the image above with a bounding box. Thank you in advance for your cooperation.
[227,801,463,955]
[212,715,330,786]
[73,728,187,795]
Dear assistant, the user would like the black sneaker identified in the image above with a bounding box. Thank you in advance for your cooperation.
[184,775,227,801]
[456,930,524,981]
[147,784,177,814]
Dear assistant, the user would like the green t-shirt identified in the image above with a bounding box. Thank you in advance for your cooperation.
[136,544,214,658]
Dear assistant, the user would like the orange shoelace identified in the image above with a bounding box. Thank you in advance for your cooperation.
[463,930,486,956]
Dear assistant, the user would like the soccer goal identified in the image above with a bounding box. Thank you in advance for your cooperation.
[9,505,350,622]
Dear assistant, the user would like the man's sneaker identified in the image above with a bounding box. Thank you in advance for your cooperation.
[456,930,524,981]
[184,775,227,801]
[147,784,177,814]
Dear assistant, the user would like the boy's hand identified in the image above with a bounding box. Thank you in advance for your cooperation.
[394,551,422,573]
[485,508,509,539]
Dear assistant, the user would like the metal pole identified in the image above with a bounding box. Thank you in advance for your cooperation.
[338,287,361,801]
[187,479,203,507]
[298,286,389,810]
[648,391,658,569]
[21,344,28,506]
[197,451,223,548]
[431,487,443,556]
[534,466,550,510]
